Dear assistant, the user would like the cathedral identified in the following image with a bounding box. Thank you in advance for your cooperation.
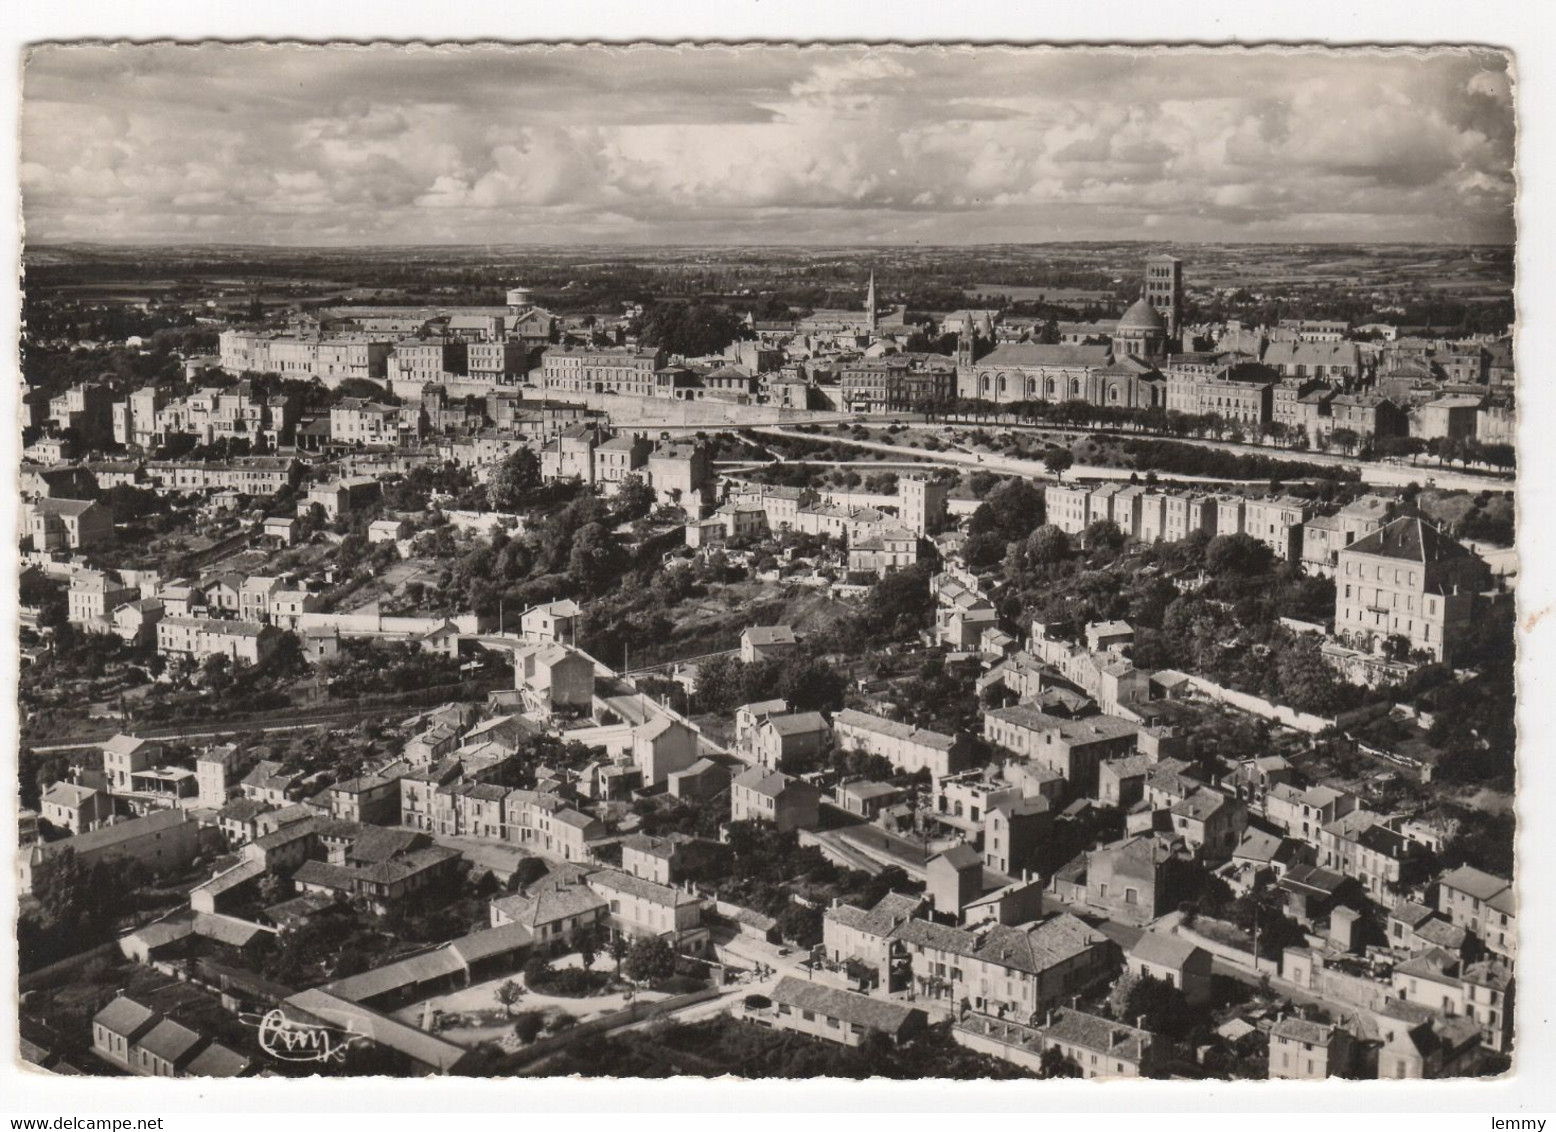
[956,259,1180,408]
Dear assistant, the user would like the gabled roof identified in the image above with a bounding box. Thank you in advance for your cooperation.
[1128,930,1206,969]
[934,844,981,871]
[742,625,798,647]
[979,343,1112,368]
[1344,517,1475,565]
[41,781,101,810]
[763,711,830,738]
[769,976,920,1034]
[732,765,816,800]
[92,995,158,1040]
[36,808,190,858]
[1439,864,1510,902]
[1272,1016,1342,1046]
[976,914,1107,975]
[103,733,157,758]
[185,1041,252,1078]
[1171,788,1231,823]
[282,989,468,1073]
[136,1017,204,1064]
[1040,1009,1155,1061]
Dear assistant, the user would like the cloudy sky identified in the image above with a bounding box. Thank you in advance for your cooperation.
[20,44,1515,246]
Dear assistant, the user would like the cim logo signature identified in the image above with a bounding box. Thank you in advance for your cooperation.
[239,1009,364,1064]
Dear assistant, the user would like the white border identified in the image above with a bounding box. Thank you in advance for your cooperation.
[2,0,1551,1118]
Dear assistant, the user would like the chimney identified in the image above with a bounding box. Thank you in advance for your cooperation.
[1136,1015,1147,1031]
[1045,1009,1054,1027]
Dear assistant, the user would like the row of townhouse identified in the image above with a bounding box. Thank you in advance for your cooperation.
[837,353,959,413]
[832,707,976,779]
[329,398,424,446]
[981,703,1141,799]
[821,891,1119,1021]
[156,615,282,665]
[1436,864,1517,960]
[1317,808,1423,904]
[134,571,321,635]
[489,863,711,955]
[399,761,606,865]
[693,488,939,556]
[91,995,253,1078]
[1390,949,1515,1054]
[117,382,299,450]
[956,1008,1167,1079]
[143,456,303,496]
[538,424,715,512]
[1027,621,1152,716]
[1043,481,1320,562]
[1268,999,1483,1080]
[219,329,395,387]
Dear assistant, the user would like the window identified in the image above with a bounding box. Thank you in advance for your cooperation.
[802,1010,815,1022]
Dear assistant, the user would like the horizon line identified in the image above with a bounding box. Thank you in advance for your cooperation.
[25,238,1518,251]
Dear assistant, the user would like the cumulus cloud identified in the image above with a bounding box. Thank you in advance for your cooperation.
[19,44,1515,245]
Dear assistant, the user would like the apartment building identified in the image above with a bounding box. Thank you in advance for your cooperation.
[539,345,667,397]
[1334,517,1490,663]
[983,705,1139,797]
[1437,865,1516,960]
[833,708,975,779]
[729,767,822,833]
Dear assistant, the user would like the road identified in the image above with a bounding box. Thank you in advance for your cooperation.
[916,413,1516,492]
[756,423,1514,494]
[753,427,1302,487]
[24,705,408,753]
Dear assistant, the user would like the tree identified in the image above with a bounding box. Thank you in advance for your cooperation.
[1023,524,1072,568]
[636,300,750,357]
[506,856,548,892]
[1038,1045,1083,1078]
[613,474,655,522]
[962,531,1008,572]
[523,954,552,987]
[622,935,677,984]
[861,561,936,640]
[488,448,542,511]
[608,932,631,973]
[495,979,525,1016]
[1083,519,1125,553]
[337,531,369,576]
[779,653,846,714]
[576,923,600,970]
[978,478,1046,542]
[200,652,233,693]
[775,902,824,947]
[512,1010,546,1043]
[1205,532,1273,578]
[1124,973,1198,1040]
[1043,448,1074,480]
[567,522,627,596]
